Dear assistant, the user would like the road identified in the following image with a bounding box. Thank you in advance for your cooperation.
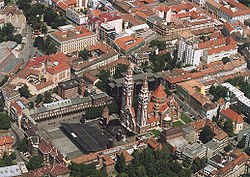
[10,123,28,162]
[19,25,43,67]
[173,93,201,120]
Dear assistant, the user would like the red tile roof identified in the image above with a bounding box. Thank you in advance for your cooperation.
[152,85,166,99]
[10,101,22,116]
[0,136,12,146]
[220,108,244,123]
[26,164,70,177]
[115,36,144,51]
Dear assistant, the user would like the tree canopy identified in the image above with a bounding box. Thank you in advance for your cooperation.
[18,139,28,152]
[69,162,108,177]
[222,57,230,64]
[199,125,214,144]
[223,119,234,137]
[226,77,250,99]
[26,156,43,170]
[18,84,31,98]
[79,49,92,61]
[150,40,166,50]
[209,85,229,101]
[0,23,22,44]
[191,157,207,173]
[117,145,191,177]
[0,113,11,130]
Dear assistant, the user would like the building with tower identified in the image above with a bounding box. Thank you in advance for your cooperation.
[121,66,181,134]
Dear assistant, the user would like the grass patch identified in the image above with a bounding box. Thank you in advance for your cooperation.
[173,121,184,127]
[150,129,161,138]
[181,112,193,124]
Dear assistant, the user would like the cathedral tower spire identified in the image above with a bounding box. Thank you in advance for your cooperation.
[136,76,149,133]
[121,65,134,111]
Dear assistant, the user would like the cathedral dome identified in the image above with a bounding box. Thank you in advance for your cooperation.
[152,85,167,103]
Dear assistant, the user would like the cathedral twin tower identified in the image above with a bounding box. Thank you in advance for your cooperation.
[121,65,180,134]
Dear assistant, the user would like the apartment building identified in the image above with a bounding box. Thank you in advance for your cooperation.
[49,25,97,54]
[0,136,12,158]
[66,8,88,25]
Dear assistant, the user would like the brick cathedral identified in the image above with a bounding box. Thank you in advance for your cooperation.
[121,66,181,134]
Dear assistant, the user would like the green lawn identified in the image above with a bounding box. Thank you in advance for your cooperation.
[150,129,161,138]
[173,121,184,127]
[181,112,193,124]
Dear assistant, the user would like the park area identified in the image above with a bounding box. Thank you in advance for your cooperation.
[181,112,193,124]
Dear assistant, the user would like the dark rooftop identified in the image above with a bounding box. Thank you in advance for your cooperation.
[61,123,110,154]
[58,79,79,90]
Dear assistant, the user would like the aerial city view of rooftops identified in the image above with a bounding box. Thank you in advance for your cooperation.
[0,0,249,176]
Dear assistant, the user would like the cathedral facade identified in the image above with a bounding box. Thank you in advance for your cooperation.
[121,66,181,134]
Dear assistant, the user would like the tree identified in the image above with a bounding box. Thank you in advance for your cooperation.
[224,144,233,152]
[18,84,31,98]
[79,49,91,61]
[245,148,250,156]
[0,99,5,112]
[222,57,230,64]
[209,85,229,101]
[107,101,118,114]
[191,157,206,173]
[17,0,32,10]
[96,81,106,92]
[35,94,43,105]
[3,152,13,166]
[10,152,16,160]
[237,136,246,149]
[0,113,11,130]
[0,76,8,87]
[26,156,43,170]
[44,91,52,103]
[14,34,22,44]
[113,64,128,79]
[33,36,44,49]
[28,101,34,110]
[223,119,234,137]
[85,107,104,119]
[182,158,191,168]
[199,125,214,144]
[97,70,110,83]
[18,139,28,152]
[41,24,48,34]
[69,163,108,177]
[116,152,126,173]
[44,37,57,55]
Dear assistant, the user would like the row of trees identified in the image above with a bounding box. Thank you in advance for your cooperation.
[69,162,108,177]
[0,23,22,44]
[85,101,118,119]
[33,37,57,55]
[226,77,250,99]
